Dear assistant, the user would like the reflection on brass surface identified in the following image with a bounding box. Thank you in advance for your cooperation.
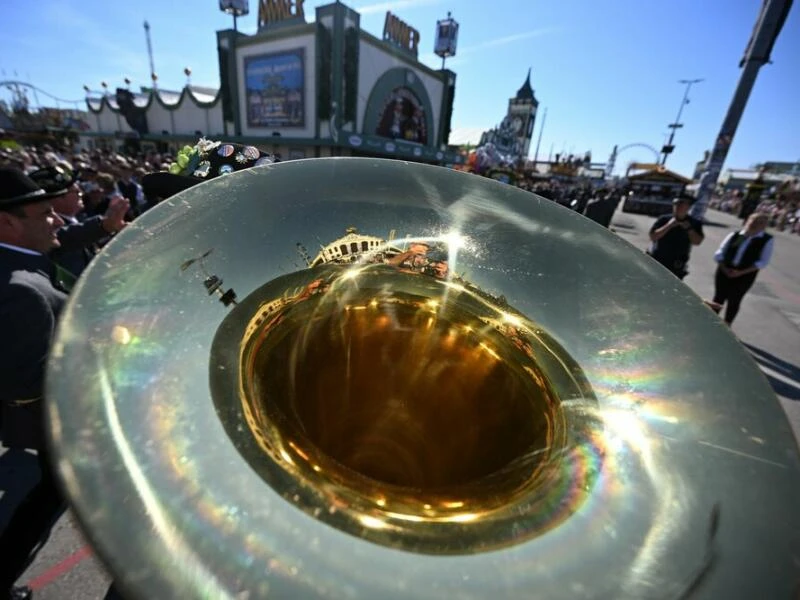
[259,293,552,491]
[211,253,597,555]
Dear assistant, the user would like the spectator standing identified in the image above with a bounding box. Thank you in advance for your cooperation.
[647,195,704,280]
[738,168,767,223]
[116,161,146,217]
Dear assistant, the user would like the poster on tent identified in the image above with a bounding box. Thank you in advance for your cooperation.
[245,49,305,128]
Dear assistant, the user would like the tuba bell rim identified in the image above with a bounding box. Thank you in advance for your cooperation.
[45,158,800,599]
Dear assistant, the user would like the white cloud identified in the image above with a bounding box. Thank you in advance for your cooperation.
[464,27,557,53]
[352,0,443,16]
[418,27,557,70]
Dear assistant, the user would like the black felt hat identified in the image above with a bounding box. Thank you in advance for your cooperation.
[672,194,694,205]
[141,139,276,200]
[0,167,47,209]
[28,166,77,199]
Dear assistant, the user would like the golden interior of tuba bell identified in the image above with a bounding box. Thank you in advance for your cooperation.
[211,264,597,554]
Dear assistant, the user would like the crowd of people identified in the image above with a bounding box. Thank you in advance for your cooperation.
[0,142,173,228]
[709,173,800,234]
[523,180,625,228]
[0,140,191,600]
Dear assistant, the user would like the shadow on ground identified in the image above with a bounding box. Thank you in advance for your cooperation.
[611,220,637,229]
[610,227,638,237]
[700,219,733,228]
[744,343,800,401]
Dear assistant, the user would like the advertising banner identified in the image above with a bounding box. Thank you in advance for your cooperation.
[244,49,305,128]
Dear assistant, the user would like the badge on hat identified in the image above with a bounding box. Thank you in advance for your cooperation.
[143,138,277,201]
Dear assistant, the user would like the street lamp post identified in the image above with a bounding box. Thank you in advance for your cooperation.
[532,107,547,167]
[660,78,703,166]
[691,0,793,221]
[434,12,459,70]
[144,21,157,90]
[219,0,249,33]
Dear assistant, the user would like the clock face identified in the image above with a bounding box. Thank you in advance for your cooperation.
[512,116,523,133]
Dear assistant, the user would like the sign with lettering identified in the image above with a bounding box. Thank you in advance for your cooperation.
[383,12,420,56]
[258,0,305,30]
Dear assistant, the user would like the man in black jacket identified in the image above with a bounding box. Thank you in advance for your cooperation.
[647,195,705,279]
[710,212,774,326]
[0,168,69,600]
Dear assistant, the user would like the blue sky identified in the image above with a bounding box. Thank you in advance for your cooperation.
[1,0,797,176]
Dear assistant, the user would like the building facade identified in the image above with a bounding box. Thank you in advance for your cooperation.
[81,2,462,165]
[755,161,800,176]
[718,168,795,192]
[478,70,539,163]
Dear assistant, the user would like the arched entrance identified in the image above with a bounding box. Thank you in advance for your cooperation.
[362,68,435,148]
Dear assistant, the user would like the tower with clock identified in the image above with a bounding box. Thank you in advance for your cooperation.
[507,68,539,158]
[478,69,539,162]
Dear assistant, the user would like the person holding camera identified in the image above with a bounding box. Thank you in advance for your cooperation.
[647,195,705,280]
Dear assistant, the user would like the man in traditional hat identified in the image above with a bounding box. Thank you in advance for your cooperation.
[0,168,69,600]
[28,165,128,278]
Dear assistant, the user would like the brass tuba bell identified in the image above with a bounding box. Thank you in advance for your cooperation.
[47,158,800,599]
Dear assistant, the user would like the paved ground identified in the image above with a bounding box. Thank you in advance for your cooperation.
[1,205,798,599]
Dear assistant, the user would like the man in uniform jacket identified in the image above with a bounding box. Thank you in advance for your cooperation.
[0,168,69,600]
[710,212,774,326]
